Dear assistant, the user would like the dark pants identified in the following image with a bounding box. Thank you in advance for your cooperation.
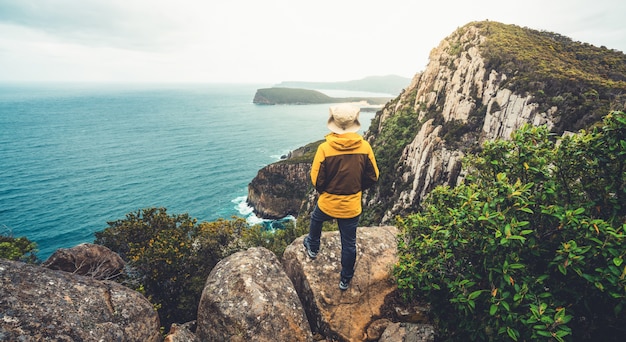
[307,204,359,280]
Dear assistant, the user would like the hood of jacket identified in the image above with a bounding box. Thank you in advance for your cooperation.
[325,132,363,151]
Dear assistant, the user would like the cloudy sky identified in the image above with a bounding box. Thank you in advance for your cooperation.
[0,0,624,84]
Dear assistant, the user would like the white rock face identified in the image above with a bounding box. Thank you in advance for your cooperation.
[483,88,556,139]
[375,24,561,223]
[384,120,463,222]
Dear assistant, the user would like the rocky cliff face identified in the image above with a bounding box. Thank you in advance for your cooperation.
[247,161,312,219]
[363,21,625,223]
[247,142,319,219]
[367,24,557,222]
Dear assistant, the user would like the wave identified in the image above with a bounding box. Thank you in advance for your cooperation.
[231,195,296,230]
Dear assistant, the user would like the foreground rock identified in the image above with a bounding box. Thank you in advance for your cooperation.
[0,258,161,341]
[197,247,313,342]
[283,226,401,341]
[42,243,125,280]
[164,321,198,342]
[379,323,436,342]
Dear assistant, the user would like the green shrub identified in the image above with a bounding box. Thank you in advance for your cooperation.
[0,231,39,263]
[394,112,626,341]
[94,207,318,330]
[242,218,306,257]
[94,208,249,329]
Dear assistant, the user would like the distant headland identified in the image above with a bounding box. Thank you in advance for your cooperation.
[252,74,410,107]
[252,87,393,107]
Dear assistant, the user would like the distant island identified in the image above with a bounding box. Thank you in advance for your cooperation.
[252,87,393,107]
[252,75,409,106]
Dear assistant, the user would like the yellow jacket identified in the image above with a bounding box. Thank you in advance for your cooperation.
[310,132,379,218]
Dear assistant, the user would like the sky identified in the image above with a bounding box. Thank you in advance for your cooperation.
[0,0,624,84]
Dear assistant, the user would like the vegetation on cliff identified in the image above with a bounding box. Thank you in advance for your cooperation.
[275,140,322,164]
[94,209,241,328]
[465,20,625,130]
[394,111,626,341]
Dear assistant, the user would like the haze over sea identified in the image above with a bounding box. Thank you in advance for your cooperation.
[0,83,381,259]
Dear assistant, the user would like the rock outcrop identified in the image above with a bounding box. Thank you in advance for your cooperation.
[247,161,311,219]
[196,247,313,342]
[42,243,125,280]
[164,321,198,342]
[283,226,402,341]
[189,227,432,342]
[0,258,161,341]
[247,142,319,219]
[363,22,625,222]
[1,226,433,341]
[379,323,436,342]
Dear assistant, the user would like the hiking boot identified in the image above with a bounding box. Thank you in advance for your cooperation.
[339,277,351,291]
[303,236,318,259]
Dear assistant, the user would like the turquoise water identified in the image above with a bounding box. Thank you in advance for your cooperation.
[0,83,377,259]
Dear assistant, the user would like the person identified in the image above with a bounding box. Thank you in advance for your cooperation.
[303,103,379,291]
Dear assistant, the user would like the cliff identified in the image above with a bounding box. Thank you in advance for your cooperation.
[247,141,320,219]
[363,20,626,223]
[248,20,626,223]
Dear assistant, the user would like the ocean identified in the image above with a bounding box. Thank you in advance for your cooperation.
[0,83,380,259]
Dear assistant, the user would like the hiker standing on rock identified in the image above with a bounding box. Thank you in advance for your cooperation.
[303,103,380,290]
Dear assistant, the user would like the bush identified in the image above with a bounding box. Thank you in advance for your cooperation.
[94,207,317,330]
[94,208,249,329]
[0,231,39,263]
[394,112,626,341]
[242,218,308,257]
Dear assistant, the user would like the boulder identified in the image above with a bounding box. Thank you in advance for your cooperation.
[165,321,198,342]
[379,323,435,342]
[42,243,125,280]
[282,226,400,341]
[367,318,393,341]
[196,247,313,342]
[0,258,161,341]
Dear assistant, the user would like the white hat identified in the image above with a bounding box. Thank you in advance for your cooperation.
[327,104,361,134]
